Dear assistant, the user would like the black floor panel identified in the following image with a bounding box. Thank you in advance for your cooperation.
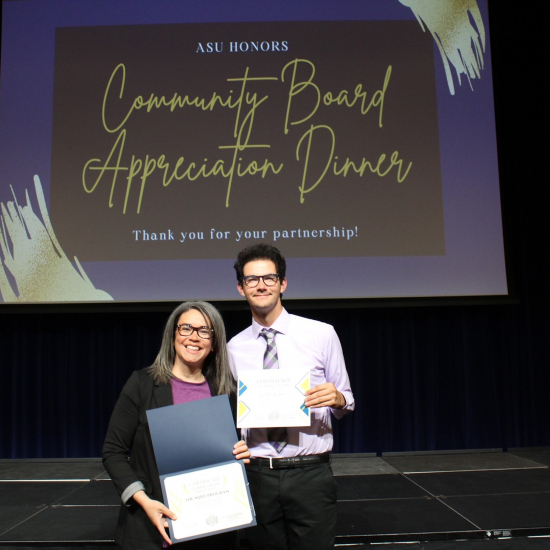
[2,547,117,550]
[0,461,105,481]
[0,482,87,507]
[375,538,550,549]
[408,468,550,497]
[55,480,120,506]
[0,506,118,542]
[509,451,550,468]
[0,504,45,537]
[337,473,430,500]
[444,493,550,530]
[336,497,477,535]
[383,453,540,474]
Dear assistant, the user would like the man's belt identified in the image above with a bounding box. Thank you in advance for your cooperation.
[248,453,330,470]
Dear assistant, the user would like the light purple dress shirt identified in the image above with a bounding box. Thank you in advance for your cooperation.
[228,308,355,458]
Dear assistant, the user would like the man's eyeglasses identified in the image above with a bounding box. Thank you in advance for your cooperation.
[242,274,280,288]
[176,324,213,339]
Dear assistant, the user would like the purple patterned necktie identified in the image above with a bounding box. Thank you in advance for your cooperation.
[261,328,288,453]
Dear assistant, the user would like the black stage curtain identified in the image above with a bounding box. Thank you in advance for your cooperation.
[1,296,549,458]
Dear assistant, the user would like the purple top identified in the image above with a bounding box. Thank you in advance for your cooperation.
[170,377,211,405]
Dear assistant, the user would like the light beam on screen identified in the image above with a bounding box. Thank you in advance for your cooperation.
[0,175,113,302]
[399,0,485,95]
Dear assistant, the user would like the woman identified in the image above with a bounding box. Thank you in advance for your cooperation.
[103,301,250,549]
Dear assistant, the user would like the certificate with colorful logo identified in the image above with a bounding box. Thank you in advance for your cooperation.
[237,368,310,428]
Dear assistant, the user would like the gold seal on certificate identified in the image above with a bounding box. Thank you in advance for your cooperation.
[163,462,253,541]
[237,367,310,428]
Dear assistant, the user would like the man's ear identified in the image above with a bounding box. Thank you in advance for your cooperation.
[237,283,245,297]
[280,277,288,294]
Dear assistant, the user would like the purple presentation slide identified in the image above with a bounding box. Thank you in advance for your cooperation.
[0,0,507,303]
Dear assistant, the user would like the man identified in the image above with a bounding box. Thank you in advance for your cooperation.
[228,243,354,550]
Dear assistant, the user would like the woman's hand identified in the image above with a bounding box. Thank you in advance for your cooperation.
[133,490,176,545]
[233,440,251,464]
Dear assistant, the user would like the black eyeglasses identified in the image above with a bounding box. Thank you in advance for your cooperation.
[242,273,280,288]
[176,324,213,339]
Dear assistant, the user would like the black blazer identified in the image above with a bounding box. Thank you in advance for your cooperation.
[102,368,237,550]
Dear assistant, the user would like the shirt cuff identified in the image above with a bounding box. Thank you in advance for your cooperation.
[121,481,145,506]
[331,391,355,418]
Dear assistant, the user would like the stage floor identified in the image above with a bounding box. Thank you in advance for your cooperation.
[1,448,549,548]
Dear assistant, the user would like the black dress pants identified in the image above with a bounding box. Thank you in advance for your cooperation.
[244,462,337,550]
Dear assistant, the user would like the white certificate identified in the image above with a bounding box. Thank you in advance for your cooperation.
[162,461,254,542]
[237,367,310,428]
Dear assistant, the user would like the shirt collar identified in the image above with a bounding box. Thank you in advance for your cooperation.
[252,307,290,339]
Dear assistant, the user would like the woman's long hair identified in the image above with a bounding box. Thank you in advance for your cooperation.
[147,301,234,395]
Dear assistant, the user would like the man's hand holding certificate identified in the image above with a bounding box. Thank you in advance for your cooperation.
[237,367,310,428]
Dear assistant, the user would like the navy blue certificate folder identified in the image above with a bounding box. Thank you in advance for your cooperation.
[147,394,237,475]
[146,395,256,542]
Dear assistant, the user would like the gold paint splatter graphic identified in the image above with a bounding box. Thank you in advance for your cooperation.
[0,175,113,302]
[399,0,485,94]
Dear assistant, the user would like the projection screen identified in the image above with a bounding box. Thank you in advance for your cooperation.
[0,0,507,303]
